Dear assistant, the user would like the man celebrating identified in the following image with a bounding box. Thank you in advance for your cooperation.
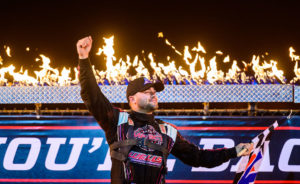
[77,36,253,184]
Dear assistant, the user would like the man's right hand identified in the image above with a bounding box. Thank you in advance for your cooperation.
[76,36,93,59]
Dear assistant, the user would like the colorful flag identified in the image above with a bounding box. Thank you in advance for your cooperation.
[233,121,278,184]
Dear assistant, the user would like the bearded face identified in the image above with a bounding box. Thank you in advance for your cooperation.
[130,87,158,113]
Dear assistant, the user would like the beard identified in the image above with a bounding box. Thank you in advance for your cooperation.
[138,98,158,112]
[145,102,158,111]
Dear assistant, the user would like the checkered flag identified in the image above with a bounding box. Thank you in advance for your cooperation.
[233,121,278,184]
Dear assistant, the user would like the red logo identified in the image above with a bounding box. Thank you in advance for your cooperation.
[128,151,162,167]
[133,125,163,151]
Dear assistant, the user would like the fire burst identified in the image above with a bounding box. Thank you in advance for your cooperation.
[0,33,299,86]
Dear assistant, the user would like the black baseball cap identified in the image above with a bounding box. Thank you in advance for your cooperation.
[126,77,164,101]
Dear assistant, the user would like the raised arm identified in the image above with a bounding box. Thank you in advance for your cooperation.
[171,132,252,168]
[77,36,119,133]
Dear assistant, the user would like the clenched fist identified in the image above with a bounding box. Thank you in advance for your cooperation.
[76,36,93,59]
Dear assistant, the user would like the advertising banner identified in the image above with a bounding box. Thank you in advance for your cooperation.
[0,115,299,183]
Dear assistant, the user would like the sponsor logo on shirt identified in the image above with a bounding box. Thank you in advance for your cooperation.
[128,151,162,167]
[133,125,163,151]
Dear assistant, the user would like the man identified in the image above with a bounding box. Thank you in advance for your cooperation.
[77,36,253,184]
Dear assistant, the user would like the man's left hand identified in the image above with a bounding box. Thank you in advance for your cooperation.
[235,143,254,157]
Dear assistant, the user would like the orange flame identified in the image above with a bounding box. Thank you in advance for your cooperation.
[289,47,300,61]
[0,33,295,86]
[192,42,206,54]
[0,55,3,65]
[4,46,12,57]
[289,47,300,83]
[225,60,241,83]
[223,55,230,63]
[207,56,224,84]
[158,32,182,56]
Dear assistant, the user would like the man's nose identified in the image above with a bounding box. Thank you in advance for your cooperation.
[151,93,157,98]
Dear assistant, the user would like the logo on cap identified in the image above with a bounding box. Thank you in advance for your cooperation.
[144,78,152,85]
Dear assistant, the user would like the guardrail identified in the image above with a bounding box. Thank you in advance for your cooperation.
[0,85,295,104]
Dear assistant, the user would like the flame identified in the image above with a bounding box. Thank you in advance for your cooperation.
[96,36,116,68]
[34,54,59,85]
[251,55,266,83]
[198,56,206,79]
[289,47,300,83]
[225,60,241,83]
[0,65,12,85]
[90,35,288,85]
[26,47,30,52]
[58,67,71,86]
[183,46,197,81]
[149,53,165,79]
[289,47,299,61]
[223,55,230,63]
[0,34,297,86]
[95,36,123,83]
[165,39,182,56]
[191,42,206,53]
[158,32,182,56]
[207,56,224,84]
[270,60,285,83]
[0,55,3,65]
[132,55,138,67]
[158,32,164,38]
[4,46,12,57]
[292,61,300,83]
[135,60,150,79]
[182,45,208,84]
[216,51,223,55]
[251,55,286,84]
[71,67,79,84]
[6,65,38,85]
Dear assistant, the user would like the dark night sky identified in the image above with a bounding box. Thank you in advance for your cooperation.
[1,0,300,81]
